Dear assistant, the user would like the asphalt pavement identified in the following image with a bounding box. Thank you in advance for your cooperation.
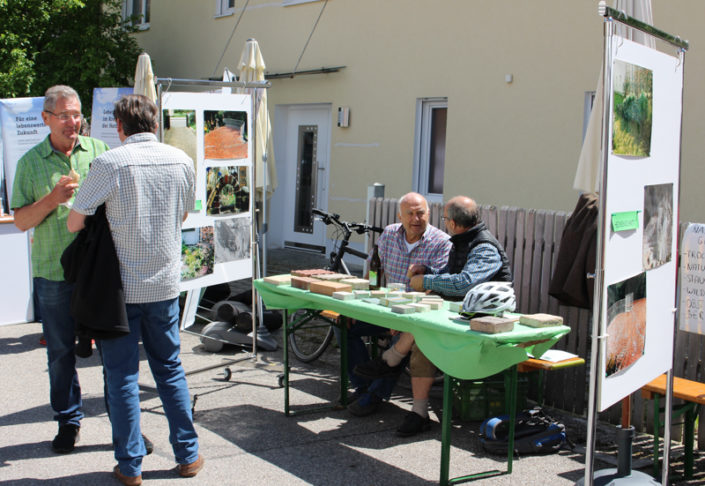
[0,248,700,485]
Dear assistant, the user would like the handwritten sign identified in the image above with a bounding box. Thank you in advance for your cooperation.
[611,211,640,232]
[680,223,705,334]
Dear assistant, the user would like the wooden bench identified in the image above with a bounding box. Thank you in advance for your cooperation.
[517,356,585,405]
[640,374,705,479]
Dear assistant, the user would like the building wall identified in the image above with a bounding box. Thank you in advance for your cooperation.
[134,0,705,238]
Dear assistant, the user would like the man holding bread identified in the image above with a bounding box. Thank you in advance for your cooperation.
[11,85,110,453]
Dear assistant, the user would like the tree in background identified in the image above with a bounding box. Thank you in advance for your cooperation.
[0,0,142,117]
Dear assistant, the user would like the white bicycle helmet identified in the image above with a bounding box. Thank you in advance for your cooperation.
[462,281,516,317]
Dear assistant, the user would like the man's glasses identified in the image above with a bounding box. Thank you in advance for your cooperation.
[46,111,82,122]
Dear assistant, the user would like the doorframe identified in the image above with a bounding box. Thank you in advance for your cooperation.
[270,103,332,250]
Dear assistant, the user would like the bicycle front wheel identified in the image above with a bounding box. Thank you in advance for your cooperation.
[287,309,336,363]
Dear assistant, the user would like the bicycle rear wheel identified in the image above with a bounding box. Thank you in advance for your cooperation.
[287,309,336,363]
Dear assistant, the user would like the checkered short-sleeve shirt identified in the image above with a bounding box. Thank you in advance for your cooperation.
[72,133,195,303]
[375,223,452,290]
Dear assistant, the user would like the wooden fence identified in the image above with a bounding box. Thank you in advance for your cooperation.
[367,197,705,446]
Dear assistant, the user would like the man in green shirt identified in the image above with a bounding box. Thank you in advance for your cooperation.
[11,85,109,453]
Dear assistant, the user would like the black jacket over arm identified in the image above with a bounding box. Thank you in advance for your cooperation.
[61,204,129,339]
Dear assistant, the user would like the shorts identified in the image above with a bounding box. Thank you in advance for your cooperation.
[409,342,437,378]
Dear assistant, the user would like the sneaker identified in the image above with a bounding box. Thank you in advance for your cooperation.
[51,424,80,453]
[396,411,431,437]
[113,465,142,486]
[142,434,154,455]
[176,454,204,478]
[347,392,382,417]
[353,356,403,380]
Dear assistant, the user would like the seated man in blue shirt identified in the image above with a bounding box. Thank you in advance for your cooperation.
[354,195,513,437]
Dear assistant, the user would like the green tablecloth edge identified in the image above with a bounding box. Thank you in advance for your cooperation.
[254,280,570,380]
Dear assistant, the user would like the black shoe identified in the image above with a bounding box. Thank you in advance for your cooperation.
[353,357,403,380]
[142,434,153,455]
[395,411,431,437]
[347,392,383,417]
[52,424,80,453]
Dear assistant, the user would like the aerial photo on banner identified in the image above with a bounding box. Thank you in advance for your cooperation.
[612,59,653,157]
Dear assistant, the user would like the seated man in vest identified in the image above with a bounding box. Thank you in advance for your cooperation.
[354,195,512,437]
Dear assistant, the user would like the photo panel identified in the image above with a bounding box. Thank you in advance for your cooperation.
[605,272,647,378]
[205,165,250,216]
[162,109,198,185]
[611,60,653,157]
[181,226,214,281]
[214,216,251,264]
[204,110,248,160]
[642,183,673,271]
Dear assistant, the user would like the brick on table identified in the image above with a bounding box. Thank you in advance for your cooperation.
[369,290,388,298]
[291,269,335,278]
[519,313,564,327]
[291,276,320,290]
[263,274,291,286]
[353,290,371,299]
[470,316,516,334]
[332,291,354,300]
[309,280,353,296]
[420,299,443,310]
[313,273,351,282]
[392,304,415,314]
[409,303,430,313]
[340,278,370,290]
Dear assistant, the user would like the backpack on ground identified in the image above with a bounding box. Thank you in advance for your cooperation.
[479,407,568,455]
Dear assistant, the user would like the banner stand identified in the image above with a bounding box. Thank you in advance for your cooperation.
[157,78,273,373]
[579,4,689,486]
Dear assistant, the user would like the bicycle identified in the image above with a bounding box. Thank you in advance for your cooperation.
[287,208,383,363]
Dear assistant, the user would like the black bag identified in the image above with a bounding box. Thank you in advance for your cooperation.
[479,407,568,455]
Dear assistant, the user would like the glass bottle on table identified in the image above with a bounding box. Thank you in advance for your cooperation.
[369,244,383,290]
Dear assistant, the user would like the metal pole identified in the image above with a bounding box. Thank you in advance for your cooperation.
[582,7,614,486]
[662,46,687,486]
[250,88,259,356]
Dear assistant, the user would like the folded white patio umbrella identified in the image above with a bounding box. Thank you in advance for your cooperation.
[133,52,157,102]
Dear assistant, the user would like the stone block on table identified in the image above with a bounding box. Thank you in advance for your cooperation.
[290,276,319,290]
[291,269,335,278]
[309,280,353,296]
[469,316,516,334]
[391,304,416,314]
[339,278,370,290]
[332,291,354,300]
[519,313,564,327]
[263,274,291,286]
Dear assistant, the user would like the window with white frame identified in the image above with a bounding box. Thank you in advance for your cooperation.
[216,0,235,17]
[413,98,448,203]
[124,0,150,28]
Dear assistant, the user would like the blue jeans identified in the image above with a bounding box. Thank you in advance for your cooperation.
[34,278,83,427]
[99,298,199,476]
[338,321,398,400]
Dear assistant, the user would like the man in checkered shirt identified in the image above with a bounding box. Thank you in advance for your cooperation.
[345,192,452,418]
[68,95,202,484]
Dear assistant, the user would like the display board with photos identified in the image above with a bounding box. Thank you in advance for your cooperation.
[160,91,253,291]
[597,36,684,411]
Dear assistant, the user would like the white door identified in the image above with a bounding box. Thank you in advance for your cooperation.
[271,104,331,252]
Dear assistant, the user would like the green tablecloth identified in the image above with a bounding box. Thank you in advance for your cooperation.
[254,280,570,380]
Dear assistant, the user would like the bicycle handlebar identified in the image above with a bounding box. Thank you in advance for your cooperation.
[312,208,383,234]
